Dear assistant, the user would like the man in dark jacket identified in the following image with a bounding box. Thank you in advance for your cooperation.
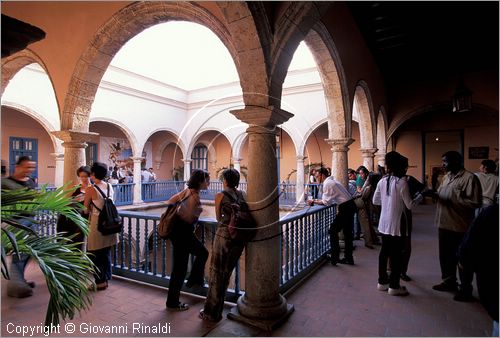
[457,204,499,335]
[1,156,37,297]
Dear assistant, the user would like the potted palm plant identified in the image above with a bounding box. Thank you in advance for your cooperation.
[1,185,95,326]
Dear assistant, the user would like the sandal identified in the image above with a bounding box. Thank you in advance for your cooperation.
[199,309,222,322]
[167,302,189,311]
[96,282,107,291]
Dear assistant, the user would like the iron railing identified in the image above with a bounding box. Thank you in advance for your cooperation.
[30,203,334,302]
[279,204,335,292]
[141,181,185,203]
[111,183,135,206]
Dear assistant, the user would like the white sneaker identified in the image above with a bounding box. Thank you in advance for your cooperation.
[377,283,389,291]
[388,286,409,296]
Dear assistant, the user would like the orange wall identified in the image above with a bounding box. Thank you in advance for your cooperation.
[277,130,296,182]
[395,107,499,183]
[1,106,56,184]
[347,121,363,171]
[2,2,131,112]
[159,143,183,180]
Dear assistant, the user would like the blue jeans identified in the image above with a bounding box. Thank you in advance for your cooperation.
[493,320,498,337]
[11,219,36,282]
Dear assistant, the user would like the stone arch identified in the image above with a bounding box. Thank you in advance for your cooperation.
[187,128,231,160]
[298,117,329,157]
[63,1,244,131]
[154,139,185,165]
[353,81,376,149]
[232,132,248,161]
[1,49,57,106]
[89,117,140,157]
[376,106,388,154]
[143,128,186,162]
[218,2,270,107]
[2,102,62,154]
[304,23,351,140]
[277,125,299,157]
[268,2,332,107]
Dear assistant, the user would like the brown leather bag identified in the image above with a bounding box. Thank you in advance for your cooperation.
[158,190,191,239]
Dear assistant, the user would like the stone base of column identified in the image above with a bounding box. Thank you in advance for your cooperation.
[227,303,294,331]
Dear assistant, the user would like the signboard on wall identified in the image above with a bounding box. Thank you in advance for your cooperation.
[468,146,489,159]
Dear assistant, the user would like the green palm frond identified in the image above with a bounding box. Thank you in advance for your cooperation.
[1,185,95,326]
[1,184,88,236]
[3,228,95,326]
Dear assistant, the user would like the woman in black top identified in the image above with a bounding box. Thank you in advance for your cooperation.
[56,166,91,250]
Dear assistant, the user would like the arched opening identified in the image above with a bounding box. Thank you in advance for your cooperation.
[376,107,388,167]
[303,122,332,173]
[189,130,232,181]
[63,2,244,131]
[1,106,57,185]
[89,121,137,172]
[145,130,184,181]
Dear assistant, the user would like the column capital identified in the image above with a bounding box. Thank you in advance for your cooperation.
[232,157,242,163]
[326,138,355,152]
[182,159,192,164]
[52,130,99,148]
[296,155,306,162]
[230,105,293,128]
[50,153,64,160]
[131,157,145,163]
[360,148,378,156]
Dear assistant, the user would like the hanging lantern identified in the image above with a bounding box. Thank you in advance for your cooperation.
[452,80,473,113]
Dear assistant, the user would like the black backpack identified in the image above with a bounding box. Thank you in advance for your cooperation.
[92,183,123,235]
[222,190,257,242]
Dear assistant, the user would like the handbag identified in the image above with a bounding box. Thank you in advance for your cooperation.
[354,196,365,209]
[158,191,191,239]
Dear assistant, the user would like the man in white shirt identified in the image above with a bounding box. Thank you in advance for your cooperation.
[141,167,152,182]
[475,159,498,208]
[308,167,356,265]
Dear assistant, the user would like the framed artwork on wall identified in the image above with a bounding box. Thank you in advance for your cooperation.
[468,146,489,159]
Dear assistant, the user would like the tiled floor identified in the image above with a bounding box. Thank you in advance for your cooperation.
[1,204,493,337]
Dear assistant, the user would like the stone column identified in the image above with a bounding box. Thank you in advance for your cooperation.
[233,158,241,173]
[131,157,144,205]
[227,106,294,330]
[183,159,192,181]
[52,130,99,188]
[375,152,386,170]
[295,155,305,204]
[326,138,354,188]
[360,148,378,172]
[51,153,65,187]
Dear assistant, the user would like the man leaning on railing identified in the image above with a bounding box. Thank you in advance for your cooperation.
[307,167,357,266]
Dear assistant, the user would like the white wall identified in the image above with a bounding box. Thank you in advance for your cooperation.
[1,63,61,132]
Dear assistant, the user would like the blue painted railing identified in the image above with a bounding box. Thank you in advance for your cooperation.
[279,204,335,292]
[111,212,242,301]
[141,181,186,203]
[31,203,334,302]
[111,183,134,206]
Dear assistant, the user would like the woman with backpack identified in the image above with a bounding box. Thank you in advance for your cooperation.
[83,162,118,291]
[372,152,423,296]
[199,169,248,322]
[165,169,209,311]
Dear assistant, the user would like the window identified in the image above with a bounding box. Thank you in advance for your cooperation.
[86,142,98,166]
[9,137,38,179]
[192,144,208,172]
